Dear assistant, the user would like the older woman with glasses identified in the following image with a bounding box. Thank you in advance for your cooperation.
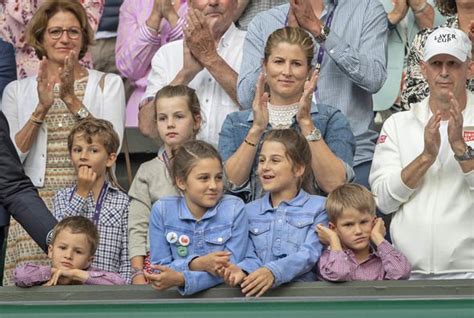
[1,0,125,285]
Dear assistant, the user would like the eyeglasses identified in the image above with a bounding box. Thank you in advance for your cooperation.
[47,27,82,40]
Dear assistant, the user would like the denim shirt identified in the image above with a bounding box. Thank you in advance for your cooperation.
[149,195,250,295]
[239,190,328,286]
[218,102,356,202]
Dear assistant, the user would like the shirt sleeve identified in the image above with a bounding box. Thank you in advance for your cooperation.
[377,240,411,280]
[179,270,222,295]
[317,249,353,282]
[322,0,387,93]
[85,269,126,285]
[118,199,132,283]
[13,264,52,287]
[369,117,417,214]
[100,73,126,147]
[127,165,153,259]
[265,207,328,286]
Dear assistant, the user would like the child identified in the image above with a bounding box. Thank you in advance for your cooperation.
[127,85,202,284]
[53,118,131,283]
[14,216,125,287]
[145,140,251,296]
[221,129,328,297]
[316,184,411,281]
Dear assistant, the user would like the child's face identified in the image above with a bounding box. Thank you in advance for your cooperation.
[155,96,201,150]
[331,208,375,253]
[176,157,223,217]
[257,140,304,195]
[70,134,116,179]
[48,228,93,270]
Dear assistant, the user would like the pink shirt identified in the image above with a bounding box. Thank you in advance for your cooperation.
[115,0,186,127]
[317,240,411,281]
[13,264,126,287]
[0,0,104,79]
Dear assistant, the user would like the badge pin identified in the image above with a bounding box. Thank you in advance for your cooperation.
[177,246,188,257]
[178,234,190,247]
[166,232,178,244]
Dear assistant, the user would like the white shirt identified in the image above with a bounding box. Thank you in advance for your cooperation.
[369,91,474,276]
[144,23,245,147]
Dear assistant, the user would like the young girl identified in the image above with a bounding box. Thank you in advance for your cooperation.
[221,129,328,297]
[128,85,202,284]
[53,118,131,283]
[145,140,252,296]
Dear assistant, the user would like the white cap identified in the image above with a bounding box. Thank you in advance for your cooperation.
[423,27,472,62]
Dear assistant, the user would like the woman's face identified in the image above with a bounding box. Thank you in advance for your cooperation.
[42,10,83,64]
[263,42,311,105]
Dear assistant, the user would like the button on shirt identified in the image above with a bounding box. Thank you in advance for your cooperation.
[240,190,328,286]
[144,23,245,147]
[237,1,387,165]
[149,195,250,295]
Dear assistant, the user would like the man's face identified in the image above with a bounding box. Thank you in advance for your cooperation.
[189,0,236,34]
[421,54,472,106]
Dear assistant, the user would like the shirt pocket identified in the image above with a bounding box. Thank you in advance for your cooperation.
[285,212,315,250]
[204,224,232,252]
[249,219,272,260]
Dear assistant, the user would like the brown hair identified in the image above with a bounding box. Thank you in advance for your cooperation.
[171,140,222,188]
[325,184,376,223]
[51,216,99,255]
[67,118,122,189]
[27,0,94,60]
[435,0,457,16]
[261,129,313,193]
[264,26,315,67]
[154,85,202,135]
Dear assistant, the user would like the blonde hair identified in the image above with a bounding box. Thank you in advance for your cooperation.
[264,26,315,67]
[171,140,222,188]
[51,216,99,255]
[325,184,376,223]
[27,0,94,60]
[67,118,122,189]
[262,129,313,193]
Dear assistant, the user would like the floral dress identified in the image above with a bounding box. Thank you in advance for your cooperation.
[2,77,88,286]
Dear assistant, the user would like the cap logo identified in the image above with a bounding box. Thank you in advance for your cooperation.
[434,33,456,43]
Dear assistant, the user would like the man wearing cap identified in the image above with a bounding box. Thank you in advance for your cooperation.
[370,27,474,279]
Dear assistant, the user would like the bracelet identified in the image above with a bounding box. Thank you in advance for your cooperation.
[131,267,145,279]
[413,1,428,14]
[244,138,257,147]
[30,114,44,126]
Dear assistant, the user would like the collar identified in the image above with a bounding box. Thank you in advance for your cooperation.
[412,90,474,125]
[246,102,320,122]
[343,244,378,264]
[218,23,239,49]
[178,197,219,221]
[259,189,311,214]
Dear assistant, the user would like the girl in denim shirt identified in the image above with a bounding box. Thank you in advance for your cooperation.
[146,140,252,295]
[220,129,328,297]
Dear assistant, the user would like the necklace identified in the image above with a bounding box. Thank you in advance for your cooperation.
[267,102,300,129]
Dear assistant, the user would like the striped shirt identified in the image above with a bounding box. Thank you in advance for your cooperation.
[53,184,131,283]
[317,241,411,281]
[237,0,388,166]
[237,0,286,31]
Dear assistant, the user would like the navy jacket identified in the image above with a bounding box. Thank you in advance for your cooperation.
[0,39,16,98]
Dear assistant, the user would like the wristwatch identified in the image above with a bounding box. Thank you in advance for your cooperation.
[75,106,90,120]
[305,128,322,142]
[454,145,474,161]
[315,24,330,43]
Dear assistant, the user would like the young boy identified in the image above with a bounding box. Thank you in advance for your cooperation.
[14,216,126,286]
[316,184,411,281]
